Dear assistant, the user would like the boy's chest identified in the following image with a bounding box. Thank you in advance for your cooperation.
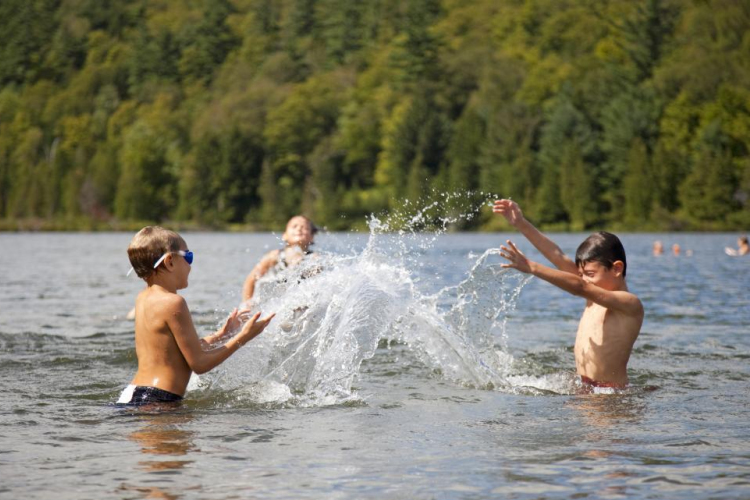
[576,304,608,343]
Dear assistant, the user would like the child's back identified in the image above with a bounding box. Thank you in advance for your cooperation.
[131,285,194,395]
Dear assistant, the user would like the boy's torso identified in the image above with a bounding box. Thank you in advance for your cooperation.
[574,302,642,386]
[132,288,191,396]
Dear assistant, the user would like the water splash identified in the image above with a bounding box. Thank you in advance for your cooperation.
[192,194,534,406]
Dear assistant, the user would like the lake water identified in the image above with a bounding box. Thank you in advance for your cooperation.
[1,226,749,499]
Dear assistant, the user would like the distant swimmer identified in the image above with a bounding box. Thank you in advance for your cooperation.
[725,235,749,256]
[494,199,644,390]
[672,243,681,256]
[242,215,319,303]
[652,240,664,256]
[117,226,274,406]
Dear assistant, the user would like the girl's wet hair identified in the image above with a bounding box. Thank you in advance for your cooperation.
[128,226,185,279]
[575,231,627,276]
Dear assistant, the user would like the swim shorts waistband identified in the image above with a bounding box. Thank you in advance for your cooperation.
[116,385,183,406]
[580,375,626,389]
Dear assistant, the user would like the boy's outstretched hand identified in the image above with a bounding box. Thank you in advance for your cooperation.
[493,199,524,226]
[237,311,275,346]
[223,307,253,334]
[202,308,256,348]
[500,240,532,274]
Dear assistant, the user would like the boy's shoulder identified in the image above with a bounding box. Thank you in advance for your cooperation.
[139,287,187,316]
[611,289,644,318]
[586,287,644,319]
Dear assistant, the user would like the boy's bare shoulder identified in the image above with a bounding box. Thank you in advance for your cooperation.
[612,289,644,318]
[140,288,187,317]
[587,287,643,319]
[161,293,189,319]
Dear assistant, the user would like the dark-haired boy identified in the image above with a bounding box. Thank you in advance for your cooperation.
[493,199,644,389]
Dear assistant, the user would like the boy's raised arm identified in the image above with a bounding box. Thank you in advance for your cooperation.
[493,199,578,275]
[500,240,643,317]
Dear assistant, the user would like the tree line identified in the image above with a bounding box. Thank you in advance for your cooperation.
[0,0,748,231]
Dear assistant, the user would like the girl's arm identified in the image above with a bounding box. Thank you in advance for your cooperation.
[242,251,280,301]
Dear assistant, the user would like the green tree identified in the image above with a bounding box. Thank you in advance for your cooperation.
[445,104,484,193]
[178,0,240,85]
[0,0,58,85]
[679,147,738,223]
[600,87,662,218]
[374,92,448,204]
[389,0,443,85]
[114,120,175,221]
[622,138,654,227]
[262,73,346,220]
[179,126,264,223]
[537,90,599,225]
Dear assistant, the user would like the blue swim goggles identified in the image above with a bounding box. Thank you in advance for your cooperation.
[126,250,194,277]
[153,250,194,269]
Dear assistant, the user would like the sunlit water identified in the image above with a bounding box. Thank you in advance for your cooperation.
[1,219,749,499]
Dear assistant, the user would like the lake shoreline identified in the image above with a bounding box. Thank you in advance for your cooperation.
[1,215,746,233]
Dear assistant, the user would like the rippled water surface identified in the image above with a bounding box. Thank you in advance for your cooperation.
[1,228,749,499]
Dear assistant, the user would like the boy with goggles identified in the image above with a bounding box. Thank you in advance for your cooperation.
[118,226,274,406]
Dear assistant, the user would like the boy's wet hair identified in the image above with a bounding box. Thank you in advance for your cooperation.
[128,226,185,279]
[575,231,627,277]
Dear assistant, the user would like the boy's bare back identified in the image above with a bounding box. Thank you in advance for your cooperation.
[131,286,194,395]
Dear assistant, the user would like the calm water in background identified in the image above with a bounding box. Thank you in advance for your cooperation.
[0,230,749,499]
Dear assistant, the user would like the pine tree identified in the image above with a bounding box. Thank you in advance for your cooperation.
[622,138,654,227]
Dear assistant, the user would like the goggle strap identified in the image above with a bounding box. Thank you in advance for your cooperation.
[153,253,169,269]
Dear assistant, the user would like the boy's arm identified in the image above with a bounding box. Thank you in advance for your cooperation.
[500,240,643,317]
[165,296,274,374]
[494,199,578,274]
[241,251,279,302]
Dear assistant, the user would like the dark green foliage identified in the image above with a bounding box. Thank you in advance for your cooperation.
[179,127,264,224]
[0,0,60,85]
[1,0,749,230]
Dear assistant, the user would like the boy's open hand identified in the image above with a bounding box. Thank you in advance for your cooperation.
[493,199,524,226]
[222,308,250,333]
[237,311,275,345]
[500,240,532,274]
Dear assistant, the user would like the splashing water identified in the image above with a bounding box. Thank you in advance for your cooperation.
[193,195,535,406]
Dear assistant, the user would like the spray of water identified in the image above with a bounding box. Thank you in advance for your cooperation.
[192,193,540,406]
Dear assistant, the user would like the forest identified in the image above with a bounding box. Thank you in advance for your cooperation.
[0,0,749,231]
